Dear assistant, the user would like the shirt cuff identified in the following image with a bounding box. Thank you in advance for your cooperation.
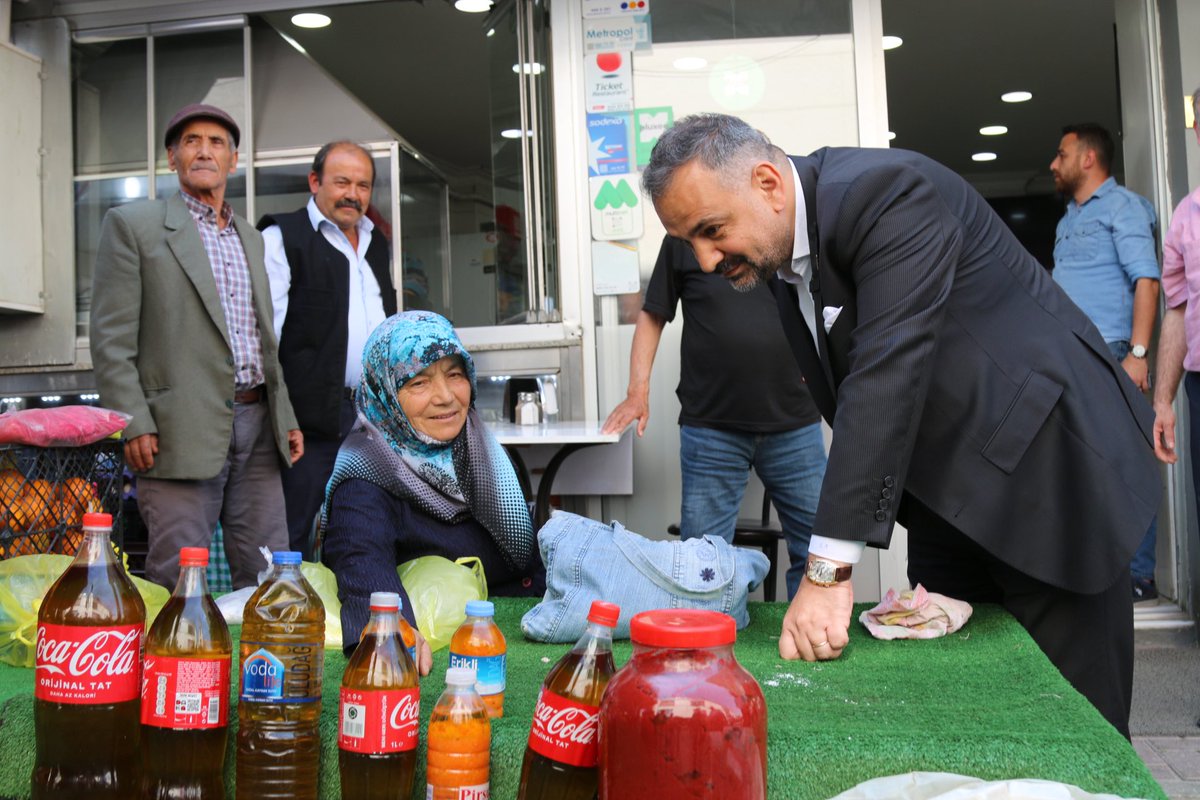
[808,535,866,564]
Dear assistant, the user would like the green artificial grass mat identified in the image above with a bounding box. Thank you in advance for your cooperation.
[0,599,1165,799]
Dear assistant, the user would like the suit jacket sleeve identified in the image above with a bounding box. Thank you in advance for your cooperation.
[91,207,156,440]
[817,162,964,543]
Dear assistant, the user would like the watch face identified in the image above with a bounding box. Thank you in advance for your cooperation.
[1131,345,1147,358]
[808,559,836,584]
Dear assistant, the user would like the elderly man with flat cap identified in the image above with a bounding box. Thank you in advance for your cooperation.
[91,103,303,589]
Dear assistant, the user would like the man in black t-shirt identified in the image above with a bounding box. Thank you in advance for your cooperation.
[603,235,827,597]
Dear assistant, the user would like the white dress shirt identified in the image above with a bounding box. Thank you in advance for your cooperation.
[262,197,388,389]
[778,160,865,566]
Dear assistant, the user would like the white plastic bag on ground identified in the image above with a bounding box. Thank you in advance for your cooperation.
[830,773,1146,800]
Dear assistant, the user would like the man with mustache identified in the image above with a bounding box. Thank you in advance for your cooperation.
[260,141,397,557]
[644,113,1159,738]
[90,103,303,589]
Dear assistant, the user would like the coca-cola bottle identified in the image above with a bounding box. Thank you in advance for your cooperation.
[32,511,146,798]
[338,591,420,799]
[517,600,620,800]
[140,545,232,799]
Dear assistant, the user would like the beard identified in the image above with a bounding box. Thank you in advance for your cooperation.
[717,237,792,293]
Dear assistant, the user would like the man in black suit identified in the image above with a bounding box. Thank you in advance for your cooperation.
[644,113,1160,737]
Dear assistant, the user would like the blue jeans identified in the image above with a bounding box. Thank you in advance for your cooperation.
[679,423,827,598]
[1109,340,1157,581]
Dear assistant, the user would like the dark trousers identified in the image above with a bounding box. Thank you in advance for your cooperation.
[138,401,288,590]
[903,495,1134,739]
[281,394,358,559]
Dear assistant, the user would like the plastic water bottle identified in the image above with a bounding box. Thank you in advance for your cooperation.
[339,591,420,799]
[141,546,232,799]
[236,551,325,799]
[517,600,619,800]
[449,600,507,717]
[426,667,491,800]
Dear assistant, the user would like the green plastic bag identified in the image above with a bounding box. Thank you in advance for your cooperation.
[397,556,487,652]
[299,560,343,649]
[0,553,170,668]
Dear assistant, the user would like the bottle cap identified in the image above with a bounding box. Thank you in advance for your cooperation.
[587,600,620,628]
[179,546,209,567]
[465,600,494,617]
[369,591,401,611]
[81,512,112,529]
[273,550,302,565]
[630,609,736,648]
[445,667,477,686]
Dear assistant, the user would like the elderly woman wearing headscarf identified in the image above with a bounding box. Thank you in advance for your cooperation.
[321,311,545,662]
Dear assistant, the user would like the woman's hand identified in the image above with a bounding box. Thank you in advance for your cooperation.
[414,629,434,677]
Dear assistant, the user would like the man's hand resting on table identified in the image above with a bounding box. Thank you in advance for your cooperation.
[779,575,853,662]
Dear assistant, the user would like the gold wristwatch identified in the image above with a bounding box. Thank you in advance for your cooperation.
[806,557,853,587]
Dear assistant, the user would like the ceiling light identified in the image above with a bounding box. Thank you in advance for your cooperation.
[291,12,330,29]
[279,32,307,54]
[972,152,997,162]
[1000,91,1032,103]
[455,0,493,12]
[512,62,544,75]
[882,35,903,50]
[123,177,142,199]
[887,131,896,141]
[486,28,495,37]
[979,125,1008,136]
[501,129,533,139]
[673,56,707,71]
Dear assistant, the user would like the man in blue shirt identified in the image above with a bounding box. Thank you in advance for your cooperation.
[1050,122,1160,600]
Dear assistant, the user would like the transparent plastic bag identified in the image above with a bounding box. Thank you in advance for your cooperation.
[0,553,169,668]
[397,556,488,651]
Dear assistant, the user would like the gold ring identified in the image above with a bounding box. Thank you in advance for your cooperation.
[813,640,829,649]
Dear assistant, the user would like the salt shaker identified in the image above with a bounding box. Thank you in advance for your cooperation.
[516,391,542,425]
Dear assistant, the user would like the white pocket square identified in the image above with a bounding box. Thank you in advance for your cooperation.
[822,305,843,333]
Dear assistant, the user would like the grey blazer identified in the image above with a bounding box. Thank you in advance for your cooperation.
[90,192,298,480]
[770,147,1160,595]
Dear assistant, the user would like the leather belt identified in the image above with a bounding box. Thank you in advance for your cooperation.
[233,385,264,404]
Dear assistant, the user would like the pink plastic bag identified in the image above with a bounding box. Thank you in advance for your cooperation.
[0,406,131,447]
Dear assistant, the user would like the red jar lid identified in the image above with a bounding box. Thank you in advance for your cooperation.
[630,609,736,648]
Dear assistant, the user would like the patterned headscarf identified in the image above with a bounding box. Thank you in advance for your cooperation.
[324,311,534,569]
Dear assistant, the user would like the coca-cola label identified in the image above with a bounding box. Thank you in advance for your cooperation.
[35,622,142,704]
[141,655,230,729]
[527,688,601,767]
[338,687,420,754]
[425,783,488,800]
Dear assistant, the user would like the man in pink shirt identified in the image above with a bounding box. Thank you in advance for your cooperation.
[1153,89,1200,517]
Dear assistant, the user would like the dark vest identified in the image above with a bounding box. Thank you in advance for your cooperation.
[258,208,398,439]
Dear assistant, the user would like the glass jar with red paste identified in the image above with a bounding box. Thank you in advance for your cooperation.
[598,609,766,799]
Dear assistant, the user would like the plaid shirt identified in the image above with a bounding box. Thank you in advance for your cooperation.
[180,191,265,390]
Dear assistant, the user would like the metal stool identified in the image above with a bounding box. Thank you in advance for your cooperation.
[668,493,784,602]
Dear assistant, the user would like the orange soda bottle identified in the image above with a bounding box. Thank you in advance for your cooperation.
[140,546,232,799]
[448,600,506,717]
[338,591,420,799]
[426,666,491,800]
[399,614,417,665]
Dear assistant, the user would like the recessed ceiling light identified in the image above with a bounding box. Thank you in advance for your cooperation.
[512,62,545,75]
[454,0,493,11]
[673,56,707,71]
[887,131,896,141]
[980,125,1008,136]
[501,129,533,139]
[1001,91,1032,103]
[882,35,903,50]
[972,152,998,162]
[291,12,330,29]
[486,28,495,37]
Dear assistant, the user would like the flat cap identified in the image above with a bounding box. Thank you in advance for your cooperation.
[163,103,240,149]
